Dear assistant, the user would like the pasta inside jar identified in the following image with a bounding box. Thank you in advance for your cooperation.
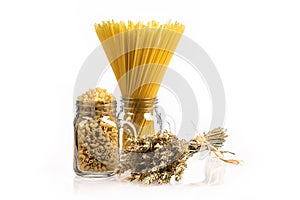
[73,88,118,177]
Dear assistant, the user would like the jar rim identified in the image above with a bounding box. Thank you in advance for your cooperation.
[76,100,117,107]
[120,97,158,109]
[121,97,157,102]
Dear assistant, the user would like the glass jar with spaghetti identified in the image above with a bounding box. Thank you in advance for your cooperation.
[73,88,118,177]
[117,97,174,150]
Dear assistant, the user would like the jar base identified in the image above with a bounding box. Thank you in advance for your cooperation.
[74,168,114,178]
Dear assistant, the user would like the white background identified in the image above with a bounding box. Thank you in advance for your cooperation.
[1,0,300,199]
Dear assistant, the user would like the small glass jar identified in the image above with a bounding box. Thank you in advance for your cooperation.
[117,97,173,150]
[73,100,118,177]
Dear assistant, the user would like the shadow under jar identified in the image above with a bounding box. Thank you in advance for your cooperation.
[73,100,118,177]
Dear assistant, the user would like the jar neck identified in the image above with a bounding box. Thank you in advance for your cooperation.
[76,100,116,115]
[121,97,158,112]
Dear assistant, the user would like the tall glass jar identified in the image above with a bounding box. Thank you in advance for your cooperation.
[117,97,173,150]
[73,100,118,177]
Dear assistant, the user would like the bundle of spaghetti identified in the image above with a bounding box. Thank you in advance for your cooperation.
[95,20,184,138]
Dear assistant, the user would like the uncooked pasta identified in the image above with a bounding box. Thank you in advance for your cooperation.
[94,20,184,138]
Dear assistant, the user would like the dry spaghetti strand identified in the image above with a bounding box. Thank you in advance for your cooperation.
[95,20,185,138]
